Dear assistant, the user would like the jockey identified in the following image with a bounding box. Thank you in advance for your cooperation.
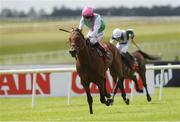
[78,7,108,58]
[110,28,138,70]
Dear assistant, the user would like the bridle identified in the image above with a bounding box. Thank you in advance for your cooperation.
[69,28,86,58]
[58,27,86,58]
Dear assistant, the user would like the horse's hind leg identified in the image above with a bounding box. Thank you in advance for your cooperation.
[131,75,143,93]
[103,77,111,98]
[82,82,93,114]
[140,71,151,102]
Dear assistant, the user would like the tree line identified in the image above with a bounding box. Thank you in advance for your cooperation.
[0,5,180,18]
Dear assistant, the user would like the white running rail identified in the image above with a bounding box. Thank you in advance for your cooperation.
[0,67,76,108]
[0,64,180,108]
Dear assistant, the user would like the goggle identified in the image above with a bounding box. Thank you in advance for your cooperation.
[83,16,92,19]
[112,37,119,40]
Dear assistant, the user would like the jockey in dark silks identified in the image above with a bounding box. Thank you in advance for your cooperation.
[78,7,109,58]
[110,28,138,70]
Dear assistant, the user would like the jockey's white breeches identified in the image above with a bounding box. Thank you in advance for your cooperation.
[87,32,104,45]
[116,42,130,53]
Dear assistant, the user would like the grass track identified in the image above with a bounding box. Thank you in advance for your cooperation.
[0,88,180,121]
[1,18,180,55]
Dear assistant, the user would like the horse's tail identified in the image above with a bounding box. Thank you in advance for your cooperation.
[137,50,160,60]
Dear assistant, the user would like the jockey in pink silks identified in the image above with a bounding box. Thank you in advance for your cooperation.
[78,7,108,58]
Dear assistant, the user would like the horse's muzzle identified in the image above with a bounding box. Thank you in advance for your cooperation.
[69,47,77,58]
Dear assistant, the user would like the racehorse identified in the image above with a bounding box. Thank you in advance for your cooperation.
[64,28,140,114]
[68,28,115,114]
[107,50,160,105]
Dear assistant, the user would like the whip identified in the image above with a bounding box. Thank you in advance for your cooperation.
[58,28,71,33]
[131,38,141,51]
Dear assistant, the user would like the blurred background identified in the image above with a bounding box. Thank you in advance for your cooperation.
[0,0,180,64]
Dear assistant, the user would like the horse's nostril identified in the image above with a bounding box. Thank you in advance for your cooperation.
[69,50,77,58]
[69,47,75,51]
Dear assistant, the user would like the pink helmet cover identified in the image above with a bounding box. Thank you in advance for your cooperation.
[81,7,94,16]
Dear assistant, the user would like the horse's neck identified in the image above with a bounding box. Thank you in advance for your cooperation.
[77,45,92,68]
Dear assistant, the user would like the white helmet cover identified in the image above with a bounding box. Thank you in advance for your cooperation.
[112,28,122,39]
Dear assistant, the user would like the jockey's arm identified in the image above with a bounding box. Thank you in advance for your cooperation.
[88,16,101,38]
[78,17,84,31]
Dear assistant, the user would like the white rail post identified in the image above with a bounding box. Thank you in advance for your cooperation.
[159,69,164,100]
[32,73,37,108]
[67,74,72,105]
[130,81,134,101]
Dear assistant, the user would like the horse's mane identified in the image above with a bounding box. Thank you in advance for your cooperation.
[73,28,85,40]
[73,28,91,48]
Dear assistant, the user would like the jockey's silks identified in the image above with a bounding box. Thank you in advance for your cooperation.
[82,13,105,33]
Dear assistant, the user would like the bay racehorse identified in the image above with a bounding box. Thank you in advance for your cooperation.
[67,28,137,113]
[107,50,160,105]
[68,28,115,114]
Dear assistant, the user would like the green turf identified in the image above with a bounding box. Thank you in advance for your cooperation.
[0,88,180,121]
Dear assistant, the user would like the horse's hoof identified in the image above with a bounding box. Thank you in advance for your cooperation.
[107,99,114,106]
[125,98,130,105]
[105,102,110,106]
[147,96,152,102]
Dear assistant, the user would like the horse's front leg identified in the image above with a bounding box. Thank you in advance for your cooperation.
[97,81,110,106]
[81,81,93,114]
[103,77,111,98]
[131,75,143,93]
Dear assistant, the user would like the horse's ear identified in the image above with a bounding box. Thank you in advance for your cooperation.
[75,28,82,33]
[73,28,80,32]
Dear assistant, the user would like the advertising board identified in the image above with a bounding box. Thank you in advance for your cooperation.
[0,65,154,97]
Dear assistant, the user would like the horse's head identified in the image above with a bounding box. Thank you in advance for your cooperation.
[69,28,86,58]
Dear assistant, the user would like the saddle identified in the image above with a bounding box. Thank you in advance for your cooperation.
[95,43,106,55]
[86,38,111,59]
[96,43,111,60]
